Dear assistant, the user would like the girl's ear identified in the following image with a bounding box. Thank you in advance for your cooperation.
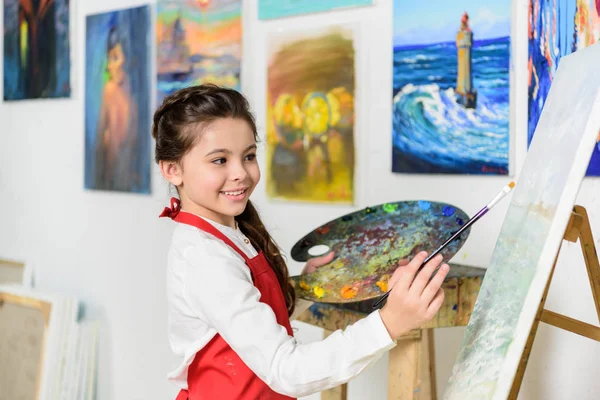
[159,161,183,186]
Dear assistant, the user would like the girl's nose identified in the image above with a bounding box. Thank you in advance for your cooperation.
[230,162,249,181]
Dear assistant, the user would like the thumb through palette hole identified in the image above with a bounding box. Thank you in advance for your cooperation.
[308,244,330,256]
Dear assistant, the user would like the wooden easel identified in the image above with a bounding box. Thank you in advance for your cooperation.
[508,205,600,399]
[315,264,486,400]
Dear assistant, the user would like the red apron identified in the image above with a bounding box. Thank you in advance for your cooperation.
[160,198,296,400]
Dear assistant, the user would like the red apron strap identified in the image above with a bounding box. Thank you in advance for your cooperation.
[175,390,188,400]
[159,197,250,262]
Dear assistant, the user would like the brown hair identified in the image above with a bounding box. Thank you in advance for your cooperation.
[152,84,296,316]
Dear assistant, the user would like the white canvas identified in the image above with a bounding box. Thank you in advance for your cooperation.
[443,43,600,399]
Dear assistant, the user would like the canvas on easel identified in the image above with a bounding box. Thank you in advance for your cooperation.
[443,43,600,399]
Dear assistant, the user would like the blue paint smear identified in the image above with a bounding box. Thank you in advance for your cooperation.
[442,206,456,216]
[418,201,431,210]
[308,304,325,320]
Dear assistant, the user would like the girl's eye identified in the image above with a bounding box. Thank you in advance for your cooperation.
[212,158,226,165]
[245,153,256,161]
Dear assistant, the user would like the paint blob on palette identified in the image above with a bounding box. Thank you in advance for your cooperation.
[290,201,470,303]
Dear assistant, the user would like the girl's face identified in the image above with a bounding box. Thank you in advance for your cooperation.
[107,43,125,84]
[165,118,260,228]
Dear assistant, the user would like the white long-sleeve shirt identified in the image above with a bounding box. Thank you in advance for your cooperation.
[166,217,397,398]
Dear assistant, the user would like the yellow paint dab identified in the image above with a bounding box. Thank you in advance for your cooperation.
[313,286,325,298]
[299,281,311,291]
[376,281,388,292]
[340,285,358,299]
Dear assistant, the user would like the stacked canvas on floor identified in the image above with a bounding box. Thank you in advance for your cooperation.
[0,284,98,400]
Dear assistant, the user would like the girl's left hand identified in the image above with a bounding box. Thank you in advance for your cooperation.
[302,251,335,274]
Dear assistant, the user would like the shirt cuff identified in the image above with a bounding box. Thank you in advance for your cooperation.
[359,310,397,352]
[354,310,396,354]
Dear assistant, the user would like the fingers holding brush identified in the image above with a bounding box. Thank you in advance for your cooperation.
[422,263,449,304]
[379,255,449,339]
[426,288,446,319]
[409,254,444,295]
[390,251,428,291]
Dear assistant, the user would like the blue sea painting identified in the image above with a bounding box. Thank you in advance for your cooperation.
[85,6,151,194]
[3,0,71,100]
[392,0,510,175]
[528,0,600,176]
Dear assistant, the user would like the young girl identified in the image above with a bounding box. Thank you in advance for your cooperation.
[153,84,449,400]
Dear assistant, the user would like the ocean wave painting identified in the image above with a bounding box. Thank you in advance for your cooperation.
[392,1,510,174]
[528,0,600,176]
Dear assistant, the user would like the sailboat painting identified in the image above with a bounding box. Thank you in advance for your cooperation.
[156,0,242,104]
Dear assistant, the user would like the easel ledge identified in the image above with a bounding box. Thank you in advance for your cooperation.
[509,205,600,398]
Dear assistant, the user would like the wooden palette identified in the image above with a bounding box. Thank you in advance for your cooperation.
[290,200,470,303]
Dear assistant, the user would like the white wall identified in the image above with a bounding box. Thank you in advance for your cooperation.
[1,0,598,399]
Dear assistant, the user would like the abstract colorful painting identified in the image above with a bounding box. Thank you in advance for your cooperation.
[290,201,470,302]
[444,49,600,399]
[156,0,241,105]
[392,0,510,174]
[267,25,356,203]
[3,0,71,100]
[258,0,372,20]
[528,0,600,176]
[85,6,151,194]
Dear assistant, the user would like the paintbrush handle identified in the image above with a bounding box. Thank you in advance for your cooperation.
[372,181,514,310]
[419,207,487,269]
[372,207,487,309]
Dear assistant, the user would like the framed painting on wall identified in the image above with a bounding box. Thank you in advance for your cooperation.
[528,0,600,176]
[84,5,151,194]
[266,24,356,204]
[156,0,242,105]
[3,0,71,100]
[392,0,510,175]
[258,0,372,20]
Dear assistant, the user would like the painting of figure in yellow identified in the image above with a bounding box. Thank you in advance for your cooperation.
[266,25,355,203]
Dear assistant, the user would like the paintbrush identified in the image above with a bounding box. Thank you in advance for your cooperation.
[372,181,516,310]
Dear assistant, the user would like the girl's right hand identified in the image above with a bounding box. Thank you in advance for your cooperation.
[379,251,449,339]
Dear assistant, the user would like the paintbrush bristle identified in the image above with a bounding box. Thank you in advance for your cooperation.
[508,181,515,189]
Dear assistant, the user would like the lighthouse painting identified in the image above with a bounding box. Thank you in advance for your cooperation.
[392,0,510,175]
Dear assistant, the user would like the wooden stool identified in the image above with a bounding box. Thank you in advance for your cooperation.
[296,264,485,400]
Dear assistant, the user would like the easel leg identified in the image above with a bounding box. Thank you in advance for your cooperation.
[573,205,600,321]
[509,205,600,398]
[419,329,437,400]
[321,330,348,400]
[388,329,436,399]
